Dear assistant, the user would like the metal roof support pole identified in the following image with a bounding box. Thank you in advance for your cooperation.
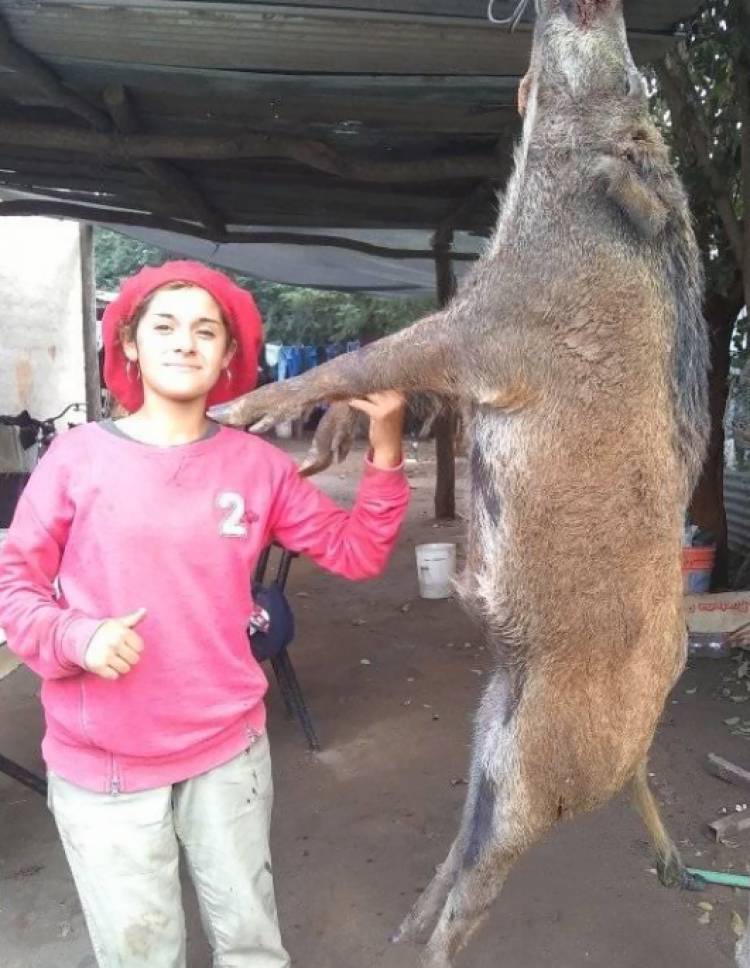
[432,229,457,521]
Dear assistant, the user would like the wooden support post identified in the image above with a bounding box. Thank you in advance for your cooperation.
[433,411,457,520]
[79,223,101,422]
[433,230,457,520]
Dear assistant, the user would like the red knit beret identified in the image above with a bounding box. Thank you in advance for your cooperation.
[102,260,263,413]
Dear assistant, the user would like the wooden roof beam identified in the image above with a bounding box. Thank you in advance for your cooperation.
[0,120,500,183]
[0,13,110,131]
[103,84,226,237]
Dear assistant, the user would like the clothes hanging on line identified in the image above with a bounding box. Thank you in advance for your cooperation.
[266,341,362,381]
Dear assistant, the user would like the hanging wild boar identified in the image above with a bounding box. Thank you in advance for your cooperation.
[212,1,709,962]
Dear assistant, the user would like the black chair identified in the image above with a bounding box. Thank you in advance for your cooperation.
[252,545,320,751]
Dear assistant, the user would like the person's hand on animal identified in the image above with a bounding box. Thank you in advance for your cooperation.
[84,608,146,680]
[349,390,406,469]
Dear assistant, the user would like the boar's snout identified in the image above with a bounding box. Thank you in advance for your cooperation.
[534,0,641,106]
[559,0,619,28]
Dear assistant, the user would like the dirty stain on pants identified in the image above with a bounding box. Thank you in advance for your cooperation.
[47,733,290,968]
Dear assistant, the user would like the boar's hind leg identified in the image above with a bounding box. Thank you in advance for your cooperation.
[419,774,549,968]
[392,717,507,952]
[396,673,554,967]
[391,837,463,946]
[631,760,702,891]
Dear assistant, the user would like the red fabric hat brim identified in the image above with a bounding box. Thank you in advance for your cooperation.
[102,261,263,413]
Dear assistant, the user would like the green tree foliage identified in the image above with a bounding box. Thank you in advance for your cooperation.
[94,228,167,293]
[648,1,749,579]
[244,278,434,345]
[652,1,748,357]
[94,227,434,345]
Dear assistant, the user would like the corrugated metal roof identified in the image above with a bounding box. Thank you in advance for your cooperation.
[0,1,692,75]
[0,3,550,76]
[0,0,707,290]
[191,0,702,33]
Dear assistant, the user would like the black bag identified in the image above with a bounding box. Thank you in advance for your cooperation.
[249,581,295,662]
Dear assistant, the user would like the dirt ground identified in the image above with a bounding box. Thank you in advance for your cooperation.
[0,438,746,967]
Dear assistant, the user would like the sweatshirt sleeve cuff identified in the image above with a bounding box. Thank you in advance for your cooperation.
[361,455,408,498]
[59,615,104,670]
[363,452,405,474]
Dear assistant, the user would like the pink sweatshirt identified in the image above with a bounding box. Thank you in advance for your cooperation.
[0,422,408,793]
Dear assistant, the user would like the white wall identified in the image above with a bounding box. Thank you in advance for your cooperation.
[0,217,86,420]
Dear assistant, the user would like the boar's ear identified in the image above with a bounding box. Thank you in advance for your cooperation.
[593,154,669,239]
[517,71,533,117]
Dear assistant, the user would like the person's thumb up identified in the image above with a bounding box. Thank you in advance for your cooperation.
[84,608,147,680]
[118,607,147,629]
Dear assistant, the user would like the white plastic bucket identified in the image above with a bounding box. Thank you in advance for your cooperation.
[415,543,456,599]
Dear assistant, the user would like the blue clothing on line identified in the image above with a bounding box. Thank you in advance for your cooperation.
[303,346,318,372]
[278,345,303,380]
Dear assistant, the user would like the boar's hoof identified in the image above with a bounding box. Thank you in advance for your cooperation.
[679,870,707,893]
[657,856,704,892]
[299,402,358,477]
[390,917,432,947]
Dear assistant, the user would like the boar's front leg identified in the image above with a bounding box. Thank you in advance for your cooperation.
[299,393,449,477]
[209,312,461,430]
[210,304,537,440]
[299,402,363,477]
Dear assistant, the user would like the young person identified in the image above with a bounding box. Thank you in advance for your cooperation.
[0,261,408,967]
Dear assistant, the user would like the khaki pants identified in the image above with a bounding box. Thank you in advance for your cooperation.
[47,734,290,968]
